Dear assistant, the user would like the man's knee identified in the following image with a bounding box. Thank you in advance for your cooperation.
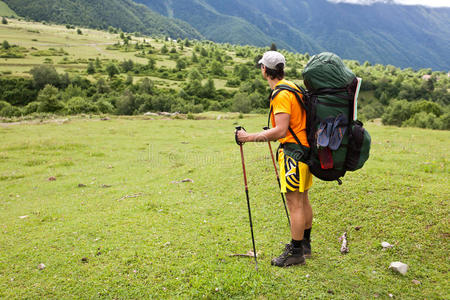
[286,191,305,208]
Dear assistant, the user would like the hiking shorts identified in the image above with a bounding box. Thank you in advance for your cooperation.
[278,149,313,193]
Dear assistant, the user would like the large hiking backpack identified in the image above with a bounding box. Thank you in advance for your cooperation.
[269,52,371,184]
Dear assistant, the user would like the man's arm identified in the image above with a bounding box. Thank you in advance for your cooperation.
[236,113,290,143]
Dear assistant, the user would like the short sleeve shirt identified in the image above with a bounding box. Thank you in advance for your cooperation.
[270,79,309,147]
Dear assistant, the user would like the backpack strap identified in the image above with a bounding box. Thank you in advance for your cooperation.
[266,84,308,149]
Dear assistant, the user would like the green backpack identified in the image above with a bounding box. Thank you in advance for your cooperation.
[269,52,371,184]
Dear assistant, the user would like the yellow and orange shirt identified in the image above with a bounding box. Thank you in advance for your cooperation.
[270,79,309,147]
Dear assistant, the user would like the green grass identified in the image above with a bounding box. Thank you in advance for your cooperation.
[0,1,17,17]
[0,116,448,298]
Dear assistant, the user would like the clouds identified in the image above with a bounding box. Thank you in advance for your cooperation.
[328,0,450,7]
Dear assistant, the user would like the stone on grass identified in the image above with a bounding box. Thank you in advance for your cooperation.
[389,261,408,275]
[412,279,421,285]
[381,241,393,249]
[38,263,45,270]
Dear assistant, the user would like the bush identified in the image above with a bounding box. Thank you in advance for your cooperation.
[402,112,442,130]
[0,101,21,117]
[0,100,11,111]
[30,65,61,89]
[381,99,412,126]
[97,100,114,114]
[23,102,40,115]
[37,85,64,113]
[65,97,99,115]
[232,93,252,113]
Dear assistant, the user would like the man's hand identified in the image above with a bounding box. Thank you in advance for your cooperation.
[236,129,249,143]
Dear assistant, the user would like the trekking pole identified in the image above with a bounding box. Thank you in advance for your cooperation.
[235,126,258,270]
[263,127,290,227]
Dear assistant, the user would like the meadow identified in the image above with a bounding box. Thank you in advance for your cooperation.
[0,115,448,298]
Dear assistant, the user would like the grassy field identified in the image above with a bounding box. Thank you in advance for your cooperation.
[0,115,448,298]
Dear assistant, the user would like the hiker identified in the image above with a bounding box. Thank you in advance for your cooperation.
[235,51,313,267]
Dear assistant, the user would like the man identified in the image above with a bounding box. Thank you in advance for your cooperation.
[235,51,313,267]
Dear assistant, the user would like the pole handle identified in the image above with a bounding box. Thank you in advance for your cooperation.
[235,126,246,145]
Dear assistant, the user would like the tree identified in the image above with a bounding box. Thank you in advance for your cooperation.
[77,28,82,35]
[161,45,168,54]
[270,43,277,51]
[2,40,10,50]
[125,75,133,86]
[2,17,7,25]
[37,85,64,113]
[106,63,119,79]
[30,65,61,89]
[191,52,198,63]
[238,66,250,81]
[95,57,101,68]
[211,61,225,76]
[176,59,186,71]
[139,78,154,94]
[147,58,156,70]
[87,62,95,74]
[120,59,134,72]
[381,99,412,126]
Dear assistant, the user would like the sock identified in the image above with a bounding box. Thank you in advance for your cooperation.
[291,239,302,248]
[304,228,311,241]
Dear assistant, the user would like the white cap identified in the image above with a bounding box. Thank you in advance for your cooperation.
[258,51,286,70]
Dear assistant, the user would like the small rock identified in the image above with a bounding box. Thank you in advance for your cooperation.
[215,288,219,292]
[374,293,379,298]
[382,241,393,249]
[78,183,87,188]
[389,293,393,298]
[305,274,310,278]
[412,279,421,285]
[38,263,45,270]
[354,226,362,231]
[48,176,56,181]
[327,290,334,295]
[144,112,158,116]
[389,262,408,275]
[19,215,29,219]
[81,257,89,263]
[163,242,171,247]
[101,184,111,188]
[100,117,110,121]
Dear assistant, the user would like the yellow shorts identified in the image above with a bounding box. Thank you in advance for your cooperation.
[278,149,313,193]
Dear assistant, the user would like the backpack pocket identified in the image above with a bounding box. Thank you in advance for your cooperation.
[345,121,371,171]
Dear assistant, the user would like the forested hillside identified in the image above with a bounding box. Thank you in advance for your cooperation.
[0,19,448,129]
[2,0,202,39]
[136,0,450,70]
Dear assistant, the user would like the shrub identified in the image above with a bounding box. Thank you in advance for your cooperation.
[65,97,99,115]
[37,85,64,113]
[232,93,252,113]
[30,65,61,89]
[381,99,412,126]
[97,100,115,114]
[0,101,21,117]
[23,102,40,115]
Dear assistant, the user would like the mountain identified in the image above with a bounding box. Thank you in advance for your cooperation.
[2,0,202,39]
[136,0,450,70]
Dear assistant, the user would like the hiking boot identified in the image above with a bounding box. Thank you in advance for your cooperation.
[271,243,305,267]
[302,239,311,258]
